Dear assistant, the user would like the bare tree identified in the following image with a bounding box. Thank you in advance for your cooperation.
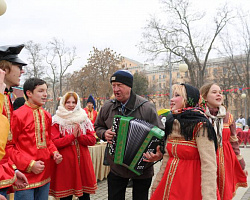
[139,0,233,88]
[84,47,123,108]
[24,40,45,78]
[219,11,250,117]
[45,38,77,113]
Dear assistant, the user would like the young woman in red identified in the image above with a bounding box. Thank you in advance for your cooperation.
[151,84,218,200]
[49,92,97,200]
[200,83,247,200]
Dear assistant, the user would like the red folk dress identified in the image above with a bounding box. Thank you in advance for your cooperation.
[49,123,97,198]
[151,122,218,200]
[217,113,247,200]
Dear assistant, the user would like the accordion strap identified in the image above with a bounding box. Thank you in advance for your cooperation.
[120,100,148,117]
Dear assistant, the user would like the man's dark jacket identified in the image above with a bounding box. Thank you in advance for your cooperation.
[94,90,164,179]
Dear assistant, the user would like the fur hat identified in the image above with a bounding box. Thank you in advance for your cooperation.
[110,70,133,88]
[87,94,96,110]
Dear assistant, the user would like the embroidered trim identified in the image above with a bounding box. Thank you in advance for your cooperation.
[33,109,47,149]
[76,141,80,166]
[228,113,233,126]
[4,95,12,141]
[0,174,16,189]
[49,183,97,198]
[26,160,35,173]
[13,177,51,190]
[233,182,248,197]
[163,142,180,200]
[87,109,94,121]
[168,139,197,148]
[218,146,225,200]
[12,164,17,170]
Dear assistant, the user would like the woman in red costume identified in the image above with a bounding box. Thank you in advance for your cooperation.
[151,83,218,200]
[49,92,97,200]
[200,83,247,200]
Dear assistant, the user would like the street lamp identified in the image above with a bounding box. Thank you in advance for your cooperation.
[179,63,188,81]
[241,93,246,99]
[179,63,188,73]
[241,92,247,122]
[0,0,7,16]
[167,46,187,105]
[169,60,188,103]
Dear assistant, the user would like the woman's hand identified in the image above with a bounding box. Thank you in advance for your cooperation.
[72,124,80,137]
[54,152,63,164]
[244,169,248,177]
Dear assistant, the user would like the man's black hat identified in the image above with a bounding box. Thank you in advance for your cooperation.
[0,44,27,66]
[110,70,133,88]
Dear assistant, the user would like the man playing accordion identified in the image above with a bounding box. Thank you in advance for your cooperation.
[95,70,164,200]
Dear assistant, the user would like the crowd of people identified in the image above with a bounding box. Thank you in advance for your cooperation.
[0,43,248,200]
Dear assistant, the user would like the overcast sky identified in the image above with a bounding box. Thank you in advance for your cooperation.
[1,0,250,71]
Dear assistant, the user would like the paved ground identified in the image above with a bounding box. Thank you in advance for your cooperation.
[233,147,250,200]
[49,147,250,200]
[90,147,250,200]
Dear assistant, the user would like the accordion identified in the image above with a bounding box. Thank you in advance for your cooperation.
[109,115,164,175]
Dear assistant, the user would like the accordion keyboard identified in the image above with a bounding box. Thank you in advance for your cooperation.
[124,119,154,165]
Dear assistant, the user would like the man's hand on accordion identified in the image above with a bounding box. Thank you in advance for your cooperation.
[104,129,116,144]
[143,146,163,163]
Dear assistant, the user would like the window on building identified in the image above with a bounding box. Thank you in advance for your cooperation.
[159,83,161,88]
[153,75,155,80]
[213,68,217,75]
[177,72,180,78]
[159,75,161,79]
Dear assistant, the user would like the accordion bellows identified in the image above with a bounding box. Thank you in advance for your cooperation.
[109,115,165,175]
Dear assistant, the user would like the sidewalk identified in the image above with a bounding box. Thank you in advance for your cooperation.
[233,147,250,200]
[86,147,250,200]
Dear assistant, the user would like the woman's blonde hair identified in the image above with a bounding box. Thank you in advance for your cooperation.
[172,84,187,108]
[64,92,78,105]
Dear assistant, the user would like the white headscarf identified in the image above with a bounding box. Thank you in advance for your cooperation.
[52,92,94,136]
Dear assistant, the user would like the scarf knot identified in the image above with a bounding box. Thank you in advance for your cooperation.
[205,105,226,146]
